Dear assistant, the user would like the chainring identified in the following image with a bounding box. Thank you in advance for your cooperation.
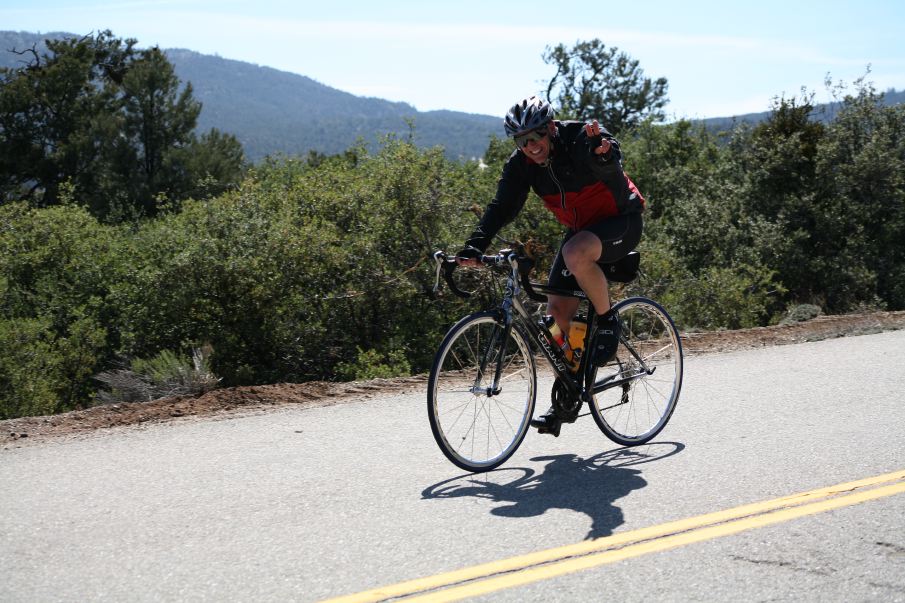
[551,377,581,422]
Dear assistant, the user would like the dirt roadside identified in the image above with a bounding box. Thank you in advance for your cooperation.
[3,310,904,447]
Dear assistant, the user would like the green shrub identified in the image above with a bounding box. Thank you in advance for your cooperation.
[94,346,219,404]
[779,304,823,325]
[634,242,784,331]
[0,316,106,419]
[0,318,60,418]
[0,203,116,418]
[335,347,412,381]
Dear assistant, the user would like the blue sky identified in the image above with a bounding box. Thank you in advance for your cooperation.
[3,0,904,120]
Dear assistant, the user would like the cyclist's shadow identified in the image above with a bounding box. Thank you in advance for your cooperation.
[422,442,684,540]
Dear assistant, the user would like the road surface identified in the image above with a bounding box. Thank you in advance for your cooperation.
[2,330,904,601]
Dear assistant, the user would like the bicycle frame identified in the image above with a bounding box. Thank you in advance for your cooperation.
[439,251,654,409]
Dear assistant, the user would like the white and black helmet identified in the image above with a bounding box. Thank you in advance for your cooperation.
[504,96,555,137]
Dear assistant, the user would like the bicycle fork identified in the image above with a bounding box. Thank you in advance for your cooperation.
[470,319,510,397]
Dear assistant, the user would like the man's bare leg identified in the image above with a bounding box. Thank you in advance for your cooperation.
[561,231,610,315]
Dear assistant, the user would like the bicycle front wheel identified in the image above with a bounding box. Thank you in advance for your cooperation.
[428,312,536,472]
[589,297,683,446]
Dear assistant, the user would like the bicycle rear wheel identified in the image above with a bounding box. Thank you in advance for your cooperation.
[428,312,536,472]
[589,297,683,446]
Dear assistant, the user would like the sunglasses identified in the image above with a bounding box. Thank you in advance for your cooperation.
[514,127,549,149]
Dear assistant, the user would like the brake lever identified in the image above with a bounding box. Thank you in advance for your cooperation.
[432,251,444,294]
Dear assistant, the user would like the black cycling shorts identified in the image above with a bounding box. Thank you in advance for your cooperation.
[547,212,643,291]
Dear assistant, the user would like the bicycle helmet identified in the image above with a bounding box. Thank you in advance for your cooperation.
[504,96,555,137]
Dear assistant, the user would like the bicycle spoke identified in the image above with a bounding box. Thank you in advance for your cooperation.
[440,389,480,395]
[490,403,519,437]
[493,398,531,414]
[641,343,674,363]
[443,396,475,436]
[437,397,474,416]
[483,403,508,451]
[499,365,530,382]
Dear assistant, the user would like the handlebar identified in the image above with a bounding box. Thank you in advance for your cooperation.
[432,250,547,302]
[432,251,473,298]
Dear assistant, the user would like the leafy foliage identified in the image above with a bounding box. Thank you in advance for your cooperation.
[0,31,245,220]
[621,81,905,326]
[543,39,668,134]
[0,203,114,417]
[336,348,412,381]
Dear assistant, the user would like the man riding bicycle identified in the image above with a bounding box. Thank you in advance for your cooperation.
[457,96,645,436]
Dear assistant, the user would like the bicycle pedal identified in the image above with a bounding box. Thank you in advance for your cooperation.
[536,424,562,437]
[530,417,562,437]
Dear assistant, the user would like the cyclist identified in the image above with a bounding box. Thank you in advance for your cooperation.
[457,96,645,436]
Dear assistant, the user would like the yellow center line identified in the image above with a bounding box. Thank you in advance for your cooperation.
[322,469,905,603]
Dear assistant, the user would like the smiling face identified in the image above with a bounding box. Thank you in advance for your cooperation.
[516,122,554,164]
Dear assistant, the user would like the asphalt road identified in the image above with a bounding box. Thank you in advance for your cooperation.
[2,330,905,602]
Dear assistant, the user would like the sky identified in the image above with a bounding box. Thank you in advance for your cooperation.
[2,0,904,120]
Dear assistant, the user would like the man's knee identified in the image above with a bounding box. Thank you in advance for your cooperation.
[562,233,601,268]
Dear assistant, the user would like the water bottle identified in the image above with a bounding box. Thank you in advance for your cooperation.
[544,315,586,372]
[567,317,588,369]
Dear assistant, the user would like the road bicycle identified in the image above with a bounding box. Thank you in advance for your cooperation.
[428,247,683,473]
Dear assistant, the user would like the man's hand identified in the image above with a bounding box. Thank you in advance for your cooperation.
[584,120,612,157]
[456,246,483,267]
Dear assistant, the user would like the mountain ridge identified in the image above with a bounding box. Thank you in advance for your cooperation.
[3,30,903,161]
[1,31,505,161]
[162,47,505,160]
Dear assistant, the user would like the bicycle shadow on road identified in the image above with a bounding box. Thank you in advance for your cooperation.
[422,442,685,540]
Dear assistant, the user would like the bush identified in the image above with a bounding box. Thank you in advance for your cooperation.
[634,241,784,331]
[106,139,489,387]
[779,304,823,326]
[0,203,116,418]
[0,316,106,418]
[335,347,412,381]
[94,346,219,404]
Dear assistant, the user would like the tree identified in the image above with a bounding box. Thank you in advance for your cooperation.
[810,83,905,310]
[0,31,245,220]
[177,128,246,200]
[543,39,668,134]
[115,46,201,214]
[0,32,136,207]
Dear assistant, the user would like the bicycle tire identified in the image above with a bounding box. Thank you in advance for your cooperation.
[427,311,536,472]
[588,297,683,446]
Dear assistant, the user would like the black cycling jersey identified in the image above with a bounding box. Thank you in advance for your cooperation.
[465,121,645,253]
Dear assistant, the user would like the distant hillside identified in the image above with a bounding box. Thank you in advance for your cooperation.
[1,31,504,161]
[3,31,903,161]
[697,88,905,133]
[166,48,505,161]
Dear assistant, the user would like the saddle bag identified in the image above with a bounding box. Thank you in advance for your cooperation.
[600,251,640,283]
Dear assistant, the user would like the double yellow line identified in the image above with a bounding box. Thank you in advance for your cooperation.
[323,469,905,603]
